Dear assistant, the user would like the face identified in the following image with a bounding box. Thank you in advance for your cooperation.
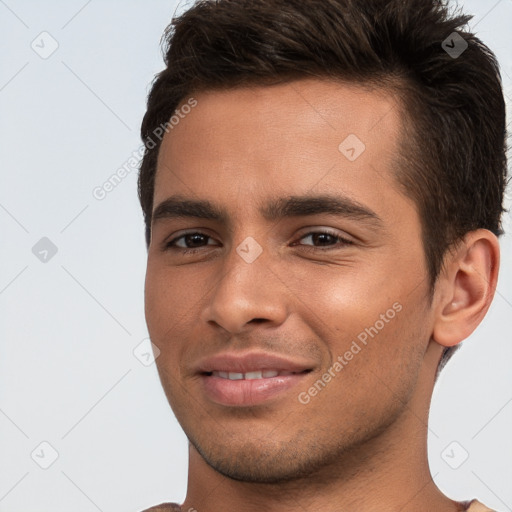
[144,78,435,483]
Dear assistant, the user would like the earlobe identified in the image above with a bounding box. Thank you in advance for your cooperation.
[432,229,500,348]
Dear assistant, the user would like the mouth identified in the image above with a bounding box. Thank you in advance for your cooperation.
[194,351,315,407]
[203,369,311,380]
[199,368,313,407]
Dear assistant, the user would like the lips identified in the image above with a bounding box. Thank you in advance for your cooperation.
[211,369,299,380]
[195,351,314,406]
[196,351,313,375]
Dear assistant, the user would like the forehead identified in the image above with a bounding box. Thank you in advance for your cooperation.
[153,78,405,218]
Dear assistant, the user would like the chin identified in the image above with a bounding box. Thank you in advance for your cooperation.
[188,429,349,484]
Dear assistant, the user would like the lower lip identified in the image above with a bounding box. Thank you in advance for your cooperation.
[200,373,309,407]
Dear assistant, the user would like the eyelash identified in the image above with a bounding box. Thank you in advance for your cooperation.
[164,229,354,254]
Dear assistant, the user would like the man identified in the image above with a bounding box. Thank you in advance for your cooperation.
[137,0,507,510]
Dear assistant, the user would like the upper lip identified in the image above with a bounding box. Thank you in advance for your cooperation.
[195,351,314,374]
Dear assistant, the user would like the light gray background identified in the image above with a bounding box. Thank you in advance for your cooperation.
[0,1,511,511]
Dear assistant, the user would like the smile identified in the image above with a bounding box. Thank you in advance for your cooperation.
[200,370,311,407]
[209,369,306,380]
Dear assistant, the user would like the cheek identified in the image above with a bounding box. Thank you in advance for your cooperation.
[291,261,429,386]
[302,291,428,426]
[144,263,190,346]
[291,265,404,348]
[144,265,194,407]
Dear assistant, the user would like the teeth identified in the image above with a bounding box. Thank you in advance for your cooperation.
[211,370,287,380]
[245,371,263,379]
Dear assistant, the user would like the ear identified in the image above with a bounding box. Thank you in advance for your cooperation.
[432,229,500,348]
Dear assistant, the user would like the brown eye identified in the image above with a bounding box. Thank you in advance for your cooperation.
[165,232,219,252]
[295,230,353,250]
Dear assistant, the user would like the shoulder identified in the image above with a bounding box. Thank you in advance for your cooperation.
[140,503,182,512]
[466,499,497,512]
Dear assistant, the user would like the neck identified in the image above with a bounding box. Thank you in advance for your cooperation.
[180,341,464,512]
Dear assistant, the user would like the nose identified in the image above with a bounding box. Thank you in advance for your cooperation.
[200,240,289,334]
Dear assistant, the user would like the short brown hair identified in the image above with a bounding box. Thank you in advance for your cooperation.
[138,0,508,368]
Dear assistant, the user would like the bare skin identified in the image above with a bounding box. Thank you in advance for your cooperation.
[144,78,499,512]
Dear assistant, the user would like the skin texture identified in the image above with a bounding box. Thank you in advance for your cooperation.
[144,78,499,512]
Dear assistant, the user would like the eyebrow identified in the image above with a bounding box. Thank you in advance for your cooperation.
[151,194,383,228]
